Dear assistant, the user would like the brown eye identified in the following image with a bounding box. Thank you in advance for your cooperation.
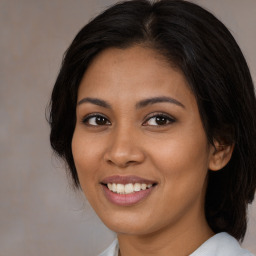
[82,115,111,126]
[155,116,169,125]
[143,114,175,126]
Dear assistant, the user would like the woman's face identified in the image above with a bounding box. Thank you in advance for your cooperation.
[72,46,215,235]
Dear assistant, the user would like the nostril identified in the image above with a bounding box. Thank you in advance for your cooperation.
[103,141,146,167]
[105,158,138,168]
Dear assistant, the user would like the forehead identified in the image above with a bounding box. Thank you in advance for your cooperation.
[78,45,195,107]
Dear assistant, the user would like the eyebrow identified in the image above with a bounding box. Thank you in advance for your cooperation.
[135,96,185,109]
[77,96,185,109]
[77,97,111,108]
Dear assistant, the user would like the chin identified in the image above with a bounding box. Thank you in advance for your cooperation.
[99,209,167,236]
[98,210,149,235]
[107,222,152,236]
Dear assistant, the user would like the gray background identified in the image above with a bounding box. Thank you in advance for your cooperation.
[0,0,255,255]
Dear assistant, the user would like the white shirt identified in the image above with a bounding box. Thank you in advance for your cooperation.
[98,232,254,256]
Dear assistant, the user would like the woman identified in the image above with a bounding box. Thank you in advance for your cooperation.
[48,0,256,255]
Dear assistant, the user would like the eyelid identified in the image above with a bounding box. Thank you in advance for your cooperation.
[142,112,176,126]
[81,113,111,126]
[80,112,175,126]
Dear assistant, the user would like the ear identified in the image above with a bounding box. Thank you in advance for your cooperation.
[208,140,234,171]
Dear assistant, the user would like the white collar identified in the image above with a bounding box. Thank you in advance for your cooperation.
[98,232,254,256]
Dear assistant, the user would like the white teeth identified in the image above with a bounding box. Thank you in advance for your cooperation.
[116,184,124,194]
[124,183,133,194]
[134,183,141,192]
[112,183,117,192]
[107,183,154,194]
[141,184,147,190]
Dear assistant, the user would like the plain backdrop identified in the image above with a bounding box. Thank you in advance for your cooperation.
[0,0,255,255]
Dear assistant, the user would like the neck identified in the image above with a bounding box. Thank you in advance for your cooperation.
[117,210,214,256]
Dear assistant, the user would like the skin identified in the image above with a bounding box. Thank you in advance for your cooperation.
[72,45,233,256]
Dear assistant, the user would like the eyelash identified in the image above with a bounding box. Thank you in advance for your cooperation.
[81,113,111,127]
[143,112,176,126]
[81,112,176,127]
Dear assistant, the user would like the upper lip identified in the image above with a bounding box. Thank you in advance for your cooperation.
[101,175,157,185]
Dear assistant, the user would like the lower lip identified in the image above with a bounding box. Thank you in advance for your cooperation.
[102,185,155,206]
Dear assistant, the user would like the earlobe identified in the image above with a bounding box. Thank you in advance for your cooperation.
[208,141,234,171]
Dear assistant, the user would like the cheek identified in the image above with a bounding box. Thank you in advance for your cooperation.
[148,130,210,191]
[71,129,107,209]
[151,136,208,168]
[150,141,209,226]
[71,128,103,187]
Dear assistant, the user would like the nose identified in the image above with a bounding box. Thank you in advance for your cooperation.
[103,126,145,168]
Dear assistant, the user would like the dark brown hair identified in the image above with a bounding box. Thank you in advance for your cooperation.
[48,0,256,241]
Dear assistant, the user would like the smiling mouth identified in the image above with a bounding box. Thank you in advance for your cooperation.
[102,183,156,194]
[100,175,158,206]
